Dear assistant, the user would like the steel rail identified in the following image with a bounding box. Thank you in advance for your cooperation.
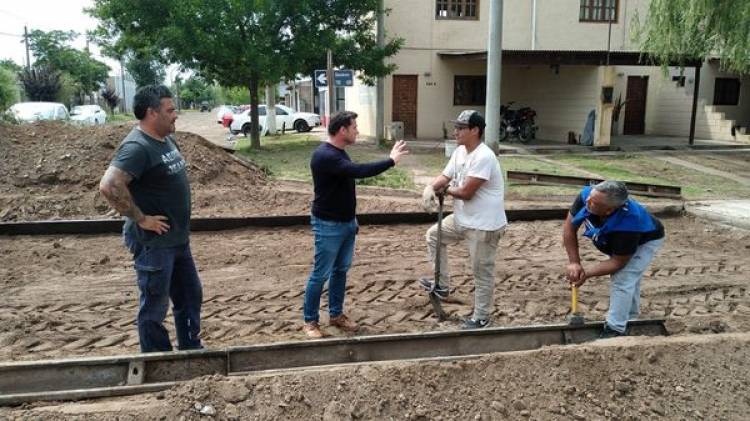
[0,206,685,236]
[506,171,682,198]
[0,319,667,406]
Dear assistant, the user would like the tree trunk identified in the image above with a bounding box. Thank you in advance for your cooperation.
[266,84,277,135]
[249,77,261,149]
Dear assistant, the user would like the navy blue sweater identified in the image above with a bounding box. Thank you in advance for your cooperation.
[310,142,394,221]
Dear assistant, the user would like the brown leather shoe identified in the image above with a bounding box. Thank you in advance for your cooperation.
[329,314,359,332]
[303,321,323,338]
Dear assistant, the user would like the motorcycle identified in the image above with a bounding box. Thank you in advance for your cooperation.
[499,101,537,143]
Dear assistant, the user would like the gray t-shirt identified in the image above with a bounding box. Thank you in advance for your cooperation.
[110,128,191,248]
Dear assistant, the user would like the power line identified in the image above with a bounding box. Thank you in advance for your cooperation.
[0,31,23,37]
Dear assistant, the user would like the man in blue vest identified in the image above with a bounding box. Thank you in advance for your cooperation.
[563,181,665,338]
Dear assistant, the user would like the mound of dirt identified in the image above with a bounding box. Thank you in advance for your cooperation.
[0,121,267,221]
[9,333,749,420]
[0,122,425,221]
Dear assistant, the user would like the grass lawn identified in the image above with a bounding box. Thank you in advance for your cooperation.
[234,134,750,200]
[235,135,414,189]
[107,113,136,124]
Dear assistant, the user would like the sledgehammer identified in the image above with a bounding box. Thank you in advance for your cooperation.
[568,285,585,326]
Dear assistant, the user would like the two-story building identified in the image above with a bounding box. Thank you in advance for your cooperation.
[346,0,749,143]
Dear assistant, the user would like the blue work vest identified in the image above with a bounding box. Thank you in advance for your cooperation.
[571,186,656,252]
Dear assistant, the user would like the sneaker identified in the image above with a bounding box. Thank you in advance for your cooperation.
[598,323,625,339]
[419,277,449,300]
[303,321,323,339]
[461,318,491,329]
[329,314,359,332]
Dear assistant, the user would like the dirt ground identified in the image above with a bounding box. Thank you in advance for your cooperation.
[2,116,750,419]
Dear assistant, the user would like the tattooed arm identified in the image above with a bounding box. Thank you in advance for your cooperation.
[99,166,170,234]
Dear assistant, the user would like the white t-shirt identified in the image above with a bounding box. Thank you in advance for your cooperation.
[443,143,507,231]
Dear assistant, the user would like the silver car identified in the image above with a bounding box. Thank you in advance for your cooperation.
[9,102,69,123]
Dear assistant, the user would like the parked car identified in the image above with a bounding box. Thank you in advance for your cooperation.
[70,105,107,125]
[9,102,69,123]
[199,101,210,112]
[229,104,320,136]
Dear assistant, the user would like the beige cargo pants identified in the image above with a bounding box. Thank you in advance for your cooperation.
[425,214,505,321]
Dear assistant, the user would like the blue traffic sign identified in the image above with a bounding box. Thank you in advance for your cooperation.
[314,69,354,88]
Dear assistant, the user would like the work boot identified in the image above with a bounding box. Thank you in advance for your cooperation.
[419,277,449,300]
[329,314,359,332]
[598,323,625,339]
[461,318,491,330]
[303,321,323,339]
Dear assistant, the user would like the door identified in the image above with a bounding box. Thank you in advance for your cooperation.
[623,76,648,135]
[392,75,418,138]
[275,105,291,130]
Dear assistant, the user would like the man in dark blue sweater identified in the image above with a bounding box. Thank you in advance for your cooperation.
[303,111,408,338]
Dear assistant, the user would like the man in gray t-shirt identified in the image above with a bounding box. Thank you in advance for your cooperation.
[99,85,202,352]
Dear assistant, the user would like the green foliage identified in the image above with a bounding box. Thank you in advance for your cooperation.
[125,49,165,88]
[634,0,750,74]
[88,0,402,148]
[179,76,215,107]
[0,59,23,74]
[19,66,62,102]
[0,67,20,111]
[215,86,252,105]
[27,29,110,98]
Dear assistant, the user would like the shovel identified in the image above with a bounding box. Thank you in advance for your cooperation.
[428,193,449,321]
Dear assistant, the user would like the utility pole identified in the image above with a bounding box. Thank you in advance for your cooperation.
[375,0,385,145]
[484,0,503,153]
[326,49,334,125]
[23,25,31,71]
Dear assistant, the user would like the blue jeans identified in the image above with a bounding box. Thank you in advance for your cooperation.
[303,216,357,323]
[124,234,203,352]
[607,238,665,333]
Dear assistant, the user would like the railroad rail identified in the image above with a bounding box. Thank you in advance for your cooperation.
[506,171,682,198]
[0,206,685,236]
[0,319,667,406]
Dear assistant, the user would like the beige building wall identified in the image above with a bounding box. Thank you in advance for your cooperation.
[349,0,745,142]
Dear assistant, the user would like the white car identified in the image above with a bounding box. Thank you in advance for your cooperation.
[230,104,320,136]
[9,102,69,123]
[70,105,107,125]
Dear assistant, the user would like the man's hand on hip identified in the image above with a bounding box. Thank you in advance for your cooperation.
[389,140,409,164]
[138,215,171,235]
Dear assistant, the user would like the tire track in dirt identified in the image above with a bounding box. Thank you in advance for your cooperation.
[2,216,749,360]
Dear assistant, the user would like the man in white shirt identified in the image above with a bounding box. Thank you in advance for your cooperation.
[421,110,507,329]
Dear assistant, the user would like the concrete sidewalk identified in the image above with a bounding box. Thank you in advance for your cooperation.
[686,200,750,230]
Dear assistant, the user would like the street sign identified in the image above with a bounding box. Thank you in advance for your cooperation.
[333,70,354,87]
[314,69,354,88]
[314,70,327,88]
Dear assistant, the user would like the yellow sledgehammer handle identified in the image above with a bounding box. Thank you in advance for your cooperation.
[571,285,579,314]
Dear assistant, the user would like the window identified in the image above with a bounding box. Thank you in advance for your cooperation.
[275,106,288,115]
[579,0,618,22]
[714,78,741,106]
[454,75,486,106]
[436,0,479,20]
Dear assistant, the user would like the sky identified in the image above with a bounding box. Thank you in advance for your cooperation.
[0,0,120,73]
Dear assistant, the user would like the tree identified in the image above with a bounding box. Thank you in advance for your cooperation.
[0,66,20,111]
[0,59,23,74]
[126,49,165,88]
[19,66,62,102]
[27,30,110,102]
[88,0,402,149]
[179,76,215,108]
[101,86,120,113]
[635,0,750,74]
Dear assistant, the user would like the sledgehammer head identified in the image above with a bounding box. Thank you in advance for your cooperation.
[568,313,585,326]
